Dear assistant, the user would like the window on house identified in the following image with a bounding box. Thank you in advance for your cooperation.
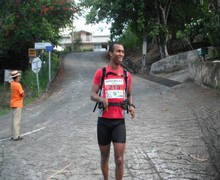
[94,44,101,49]
[86,33,90,41]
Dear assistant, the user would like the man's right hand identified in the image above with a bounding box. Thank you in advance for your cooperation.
[100,97,108,111]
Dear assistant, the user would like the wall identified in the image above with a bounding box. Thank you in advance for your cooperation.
[150,50,198,74]
[150,49,220,88]
[189,61,220,88]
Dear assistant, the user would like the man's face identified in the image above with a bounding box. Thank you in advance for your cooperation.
[110,44,125,65]
[16,76,21,82]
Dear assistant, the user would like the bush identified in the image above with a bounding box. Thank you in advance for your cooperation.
[0,83,10,115]
[117,27,142,51]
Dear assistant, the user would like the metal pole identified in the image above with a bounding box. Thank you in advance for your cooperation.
[36,62,40,96]
[48,51,51,82]
[42,50,44,78]
[141,31,147,74]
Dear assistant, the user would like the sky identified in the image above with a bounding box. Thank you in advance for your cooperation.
[73,16,111,35]
[73,1,111,35]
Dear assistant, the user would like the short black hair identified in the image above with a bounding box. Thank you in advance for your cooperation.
[108,42,123,53]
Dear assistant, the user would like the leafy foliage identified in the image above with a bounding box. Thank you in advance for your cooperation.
[80,0,220,58]
[116,27,142,51]
[174,0,220,48]
[72,32,82,51]
[80,0,149,38]
[0,0,78,70]
[202,10,220,47]
[80,0,176,57]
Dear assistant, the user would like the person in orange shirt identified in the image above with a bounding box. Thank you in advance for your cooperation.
[10,70,25,141]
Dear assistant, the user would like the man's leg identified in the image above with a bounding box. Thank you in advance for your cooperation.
[113,143,125,180]
[12,108,22,139]
[99,144,111,180]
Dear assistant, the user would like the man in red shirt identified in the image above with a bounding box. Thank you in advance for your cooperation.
[10,70,25,141]
[90,43,135,180]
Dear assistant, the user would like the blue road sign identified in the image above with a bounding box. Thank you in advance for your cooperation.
[46,46,53,52]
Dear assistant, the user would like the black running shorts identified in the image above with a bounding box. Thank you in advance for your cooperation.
[97,117,126,145]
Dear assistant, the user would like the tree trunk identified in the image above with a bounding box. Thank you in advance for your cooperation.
[156,35,164,59]
[155,0,172,59]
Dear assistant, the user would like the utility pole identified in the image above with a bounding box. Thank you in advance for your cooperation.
[218,0,220,11]
[141,31,147,74]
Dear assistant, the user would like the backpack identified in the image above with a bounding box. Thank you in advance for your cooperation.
[93,67,128,112]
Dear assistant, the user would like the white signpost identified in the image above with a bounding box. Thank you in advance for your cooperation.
[32,57,42,73]
[45,45,53,82]
[34,42,53,82]
[4,70,11,82]
[34,42,52,50]
[32,57,42,95]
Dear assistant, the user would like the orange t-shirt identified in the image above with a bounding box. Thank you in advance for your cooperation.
[10,81,24,108]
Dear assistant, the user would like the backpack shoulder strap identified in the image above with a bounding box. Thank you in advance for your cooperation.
[93,67,106,112]
[123,68,128,96]
[123,68,127,78]
[99,67,106,90]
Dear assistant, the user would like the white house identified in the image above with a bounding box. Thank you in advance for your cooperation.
[73,30,110,51]
[58,30,110,51]
[92,35,110,51]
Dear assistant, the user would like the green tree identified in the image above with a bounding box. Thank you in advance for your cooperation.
[117,27,141,51]
[175,0,220,49]
[0,0,78,70]
[201,0,220,47]
[73,32,82,51]
[81,0,220,59]
[80,0,175,59]
[169,0,205,50]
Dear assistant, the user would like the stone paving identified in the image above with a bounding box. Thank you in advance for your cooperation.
[125,78,220,179]
[0,51,220,180]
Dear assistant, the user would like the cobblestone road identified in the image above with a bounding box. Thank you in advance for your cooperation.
[0,51,219,180]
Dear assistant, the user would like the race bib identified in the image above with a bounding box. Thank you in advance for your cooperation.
[105,79,123,85]
[104,79,124,98]
[106,90,124,98]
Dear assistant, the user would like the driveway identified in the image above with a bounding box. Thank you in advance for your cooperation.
[0,51,220,179]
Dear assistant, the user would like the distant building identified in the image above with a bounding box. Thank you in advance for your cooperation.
[73,30,110,51]
[58,30,110,51]
[93,34,110,51]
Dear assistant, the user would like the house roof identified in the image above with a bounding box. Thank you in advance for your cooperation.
[76,30,92,34]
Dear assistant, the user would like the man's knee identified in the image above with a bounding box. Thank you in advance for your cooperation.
[115,156,124,166]
[101,151,110,164]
